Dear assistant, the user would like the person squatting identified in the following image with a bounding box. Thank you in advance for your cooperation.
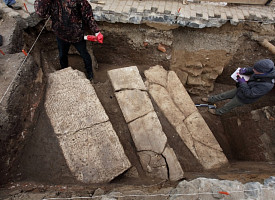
[202,59,275,115]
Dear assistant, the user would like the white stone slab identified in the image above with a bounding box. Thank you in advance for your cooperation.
[148,84,186,127]
[115,89,154,123]
[184,111,228,169]
[46,69,109,136]
[162,146,184,181]
[138,151,168,180]
[108,66,146,91]
[128,111,167,154]
[167,71,197,118]
[45,68,131,183]
[59,121,131,183]
[144,65,168,88]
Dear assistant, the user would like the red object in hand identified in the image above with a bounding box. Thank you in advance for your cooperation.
[96,32,103,43]
[84,35,97,42]
[84,32,104,43]
[219,191,230,195]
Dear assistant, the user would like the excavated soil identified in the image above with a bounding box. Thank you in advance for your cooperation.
[2,22,275,194]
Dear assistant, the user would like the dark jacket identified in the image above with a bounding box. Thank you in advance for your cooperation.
[236,67,275,104]
[34,0,99,43]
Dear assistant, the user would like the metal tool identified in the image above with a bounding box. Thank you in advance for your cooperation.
[195,104,217,109]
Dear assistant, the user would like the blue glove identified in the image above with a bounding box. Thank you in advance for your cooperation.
[239,68,247,74]
[237,76,246,84]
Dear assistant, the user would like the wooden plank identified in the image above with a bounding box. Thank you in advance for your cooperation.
[199,0,268,5]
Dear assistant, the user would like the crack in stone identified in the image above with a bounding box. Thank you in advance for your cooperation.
[115,88,147,93]
[126,110,154,125]
[56,119,110,137]
[193,139,223,152]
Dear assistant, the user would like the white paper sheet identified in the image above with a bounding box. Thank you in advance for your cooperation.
[231,68,250,82]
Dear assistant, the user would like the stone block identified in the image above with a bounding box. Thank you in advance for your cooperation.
[128,111,167,154]
[180,9,190,19]
[144,0,153,12]
[167,71,197,117]
[249,10,257,20]
[109,2,119,12]
[115,90,154,123]
[152,0,159,13]
[108,66,146,91]
[236,10,245,20]
[45,68,131,183]
[230,15,239,25]
[126,0,133,6]
[213,8,221,18]
[157,1,166,13]
[148,84,186,127]
[115,1,127,13]
[225,10,232,19]
[164,1,172,14]
[122,5,131,14]
[184,111,228,169]
[187,76,202,86]
[46,69,109,136]
[138,151,168,180]
[255,12,262,21]
[162,146,184,181]
[202,12,208,21]
[220,12,227,21]
[171,1,179,15]
[190,10,196,19]
[59,122,131,183]
[174,69,188,85]
[137,1,145,13]
[188,20,206,28]
[144,65,168,88]
[208,10,214,18]
[242,9,250,19]
[175,123,198,159]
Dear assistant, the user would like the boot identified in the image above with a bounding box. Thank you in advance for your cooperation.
[7,3,22,10]
[201,97,210,103]
[208,109,218,115]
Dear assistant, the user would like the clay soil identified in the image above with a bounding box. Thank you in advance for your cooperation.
[1,24,275,197]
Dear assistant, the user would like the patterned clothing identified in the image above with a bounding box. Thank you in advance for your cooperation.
[34,0,99,43]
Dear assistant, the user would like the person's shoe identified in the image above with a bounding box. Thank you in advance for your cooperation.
[88,77,94,84]
[7,4,22,10]
[201,97,210,103]
[208,109,217,115]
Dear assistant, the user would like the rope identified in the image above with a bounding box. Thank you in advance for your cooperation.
[0,17,50,106]
[41,187,275,200]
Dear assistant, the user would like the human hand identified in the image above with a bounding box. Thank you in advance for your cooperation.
[239,68,247,74]
[95,32,103,43]
[237,76,246,84]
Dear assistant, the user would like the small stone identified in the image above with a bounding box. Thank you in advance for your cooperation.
[143,42,149,47]
[158,43,166,52]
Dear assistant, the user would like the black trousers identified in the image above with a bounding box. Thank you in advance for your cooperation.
[57,37,93,79]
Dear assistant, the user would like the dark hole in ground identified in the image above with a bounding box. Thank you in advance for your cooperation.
[9,22,275,186]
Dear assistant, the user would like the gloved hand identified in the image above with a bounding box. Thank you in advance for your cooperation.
[237,76,246,84]
[95,32,103,43]
[239,68,247,74]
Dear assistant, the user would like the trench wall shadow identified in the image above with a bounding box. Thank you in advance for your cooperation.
[18,104,77,184]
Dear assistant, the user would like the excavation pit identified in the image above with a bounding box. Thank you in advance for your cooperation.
[1,8,275,198]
